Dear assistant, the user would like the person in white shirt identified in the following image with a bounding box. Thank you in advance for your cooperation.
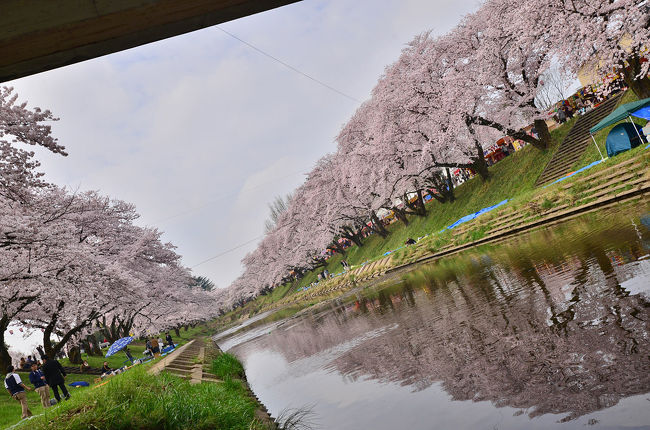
[4,365,33,420]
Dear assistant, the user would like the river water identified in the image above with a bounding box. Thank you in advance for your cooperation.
[216,198,650,430]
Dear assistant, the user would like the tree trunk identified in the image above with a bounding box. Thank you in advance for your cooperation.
[328,241,346,255]
[471,156,490,180]
[623,55,650,100]
[532,119,552,149]
[86,335,103,356]
[68,346,82,364]
[80,338,91,356]
[174,327,180,337]
[391,207,409,226]
[341,227,363,247]
[0,317,12,370]
[415,190,427,216]
[444,168,455,202]
[369,211,389,238]
[403,191,426,216]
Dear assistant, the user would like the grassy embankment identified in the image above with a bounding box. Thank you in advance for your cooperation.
[6,343,264,430]
[215,91,648,326]
[1,325,218,429]
[55,323,217,370]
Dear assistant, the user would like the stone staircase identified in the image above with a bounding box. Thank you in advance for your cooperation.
[152,339,220,384]
[535,93,624,187]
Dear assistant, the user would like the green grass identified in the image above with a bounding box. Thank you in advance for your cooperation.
[215,94,650,322]
[12,361,262,430]
[210,353,245,380]
[58,344,148,370]
[0,373,97,429]
[56,326,217,371]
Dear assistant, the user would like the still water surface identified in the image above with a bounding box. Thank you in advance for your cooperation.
[217,199,650,429]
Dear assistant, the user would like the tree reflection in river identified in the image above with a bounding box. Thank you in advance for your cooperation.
[242,209,650,423]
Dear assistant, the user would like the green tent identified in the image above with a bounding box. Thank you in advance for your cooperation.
[590,97,650,134]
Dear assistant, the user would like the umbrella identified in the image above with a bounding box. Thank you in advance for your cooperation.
[105,336,134,357]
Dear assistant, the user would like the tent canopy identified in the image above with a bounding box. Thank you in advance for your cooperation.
[590,97,650,134]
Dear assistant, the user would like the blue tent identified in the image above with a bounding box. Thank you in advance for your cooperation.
[606,123,646,157]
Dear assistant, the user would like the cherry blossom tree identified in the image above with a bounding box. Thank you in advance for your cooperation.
[546,0,650,98]
[1,88,215,365]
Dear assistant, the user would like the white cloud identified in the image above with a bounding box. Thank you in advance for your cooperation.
[8,0,479,289]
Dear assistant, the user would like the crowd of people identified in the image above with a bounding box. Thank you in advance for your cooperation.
[4,331,177,423]
[144,332,175,358]
[4,355,70,420]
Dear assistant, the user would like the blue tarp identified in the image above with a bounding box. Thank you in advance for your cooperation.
[543,159,604,188]
[384,246,404,256]
[443,199,509,231]
[632,106,650,120]
[606,123,645,157]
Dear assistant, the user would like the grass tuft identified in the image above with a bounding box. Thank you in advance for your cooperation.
[211,353,245,380]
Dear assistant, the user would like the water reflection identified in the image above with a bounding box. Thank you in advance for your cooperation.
[224,201,650,428]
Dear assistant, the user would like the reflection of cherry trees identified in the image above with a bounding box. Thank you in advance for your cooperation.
[249,222,650,421]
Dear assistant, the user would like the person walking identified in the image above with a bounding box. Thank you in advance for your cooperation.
[41,356,70,402]
[28,363,51,408]
[4,365,33,420]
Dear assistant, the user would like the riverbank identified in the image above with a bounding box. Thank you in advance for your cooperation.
[214,91,648,328]
[6,338,273,430]
[218,200,650,430]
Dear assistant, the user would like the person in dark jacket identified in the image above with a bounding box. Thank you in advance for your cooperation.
[4,365,33,419]
[29,363,51,408]
[41,356,70,402]
[165,332,174,348]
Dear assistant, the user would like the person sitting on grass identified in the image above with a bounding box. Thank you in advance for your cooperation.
[151,337,160,357]
[101,362,112,374]
[28,363,51,408]
[165,332,174,348]
[79,360,91,373]
[124,346,135,363]
[19,357,29,371]
[4,365,33,420]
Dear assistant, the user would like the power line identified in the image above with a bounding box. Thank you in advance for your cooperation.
[191,234,264,268]
[216,26,362,104]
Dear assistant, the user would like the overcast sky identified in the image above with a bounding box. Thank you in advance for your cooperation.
[8,0,480,290]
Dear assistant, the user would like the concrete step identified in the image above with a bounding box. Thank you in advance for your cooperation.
[536,93,624,186]
[561,159,643,189]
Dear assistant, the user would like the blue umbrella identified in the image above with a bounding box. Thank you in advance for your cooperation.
[105,336,134,357]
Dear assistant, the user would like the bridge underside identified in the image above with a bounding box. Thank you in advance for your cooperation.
[0,0,300,83]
